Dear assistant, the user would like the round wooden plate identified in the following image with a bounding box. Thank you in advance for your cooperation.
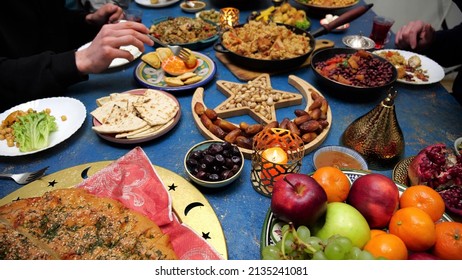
[191,75,332,159]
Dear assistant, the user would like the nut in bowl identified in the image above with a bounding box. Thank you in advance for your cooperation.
[184,140,244,188]
[312,145,368,170]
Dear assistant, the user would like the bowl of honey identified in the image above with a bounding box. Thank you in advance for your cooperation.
[312,145,368,171]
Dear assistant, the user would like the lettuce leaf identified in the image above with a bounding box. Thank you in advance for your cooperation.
[12,111,58,152]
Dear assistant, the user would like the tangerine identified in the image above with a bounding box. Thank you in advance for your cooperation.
[432,221,462,260]
[363,233,408,260]
[388,207,436,252]
[370,229,387,239]
[311,166,350,202]
[399,185,445,222]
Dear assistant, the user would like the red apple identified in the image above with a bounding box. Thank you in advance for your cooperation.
[347,173,399,229]
[271,173,328,227]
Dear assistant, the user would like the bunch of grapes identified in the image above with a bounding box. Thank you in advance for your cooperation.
[261,223,384,260]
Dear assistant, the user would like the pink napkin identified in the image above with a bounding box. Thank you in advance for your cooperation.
[75,147,223,260]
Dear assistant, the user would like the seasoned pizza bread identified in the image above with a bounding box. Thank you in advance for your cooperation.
[0,188,177,260]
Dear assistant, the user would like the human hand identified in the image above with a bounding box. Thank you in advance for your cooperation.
[75,21,154,74]
[85,3,124,25]
[395,20,435,50]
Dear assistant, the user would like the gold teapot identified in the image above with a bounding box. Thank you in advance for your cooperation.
[341,88,404,169]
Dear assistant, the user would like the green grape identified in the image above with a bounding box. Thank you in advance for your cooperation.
[283,237,295,255]
[357,250,375,260]
[312,250,327,260]
[261,245,281,260]
[296,226,311,243]
[345,246,362,260]
[324,241,345,260]
[281,224,291,234]
[306,236,323,252]
[335,236,353,254]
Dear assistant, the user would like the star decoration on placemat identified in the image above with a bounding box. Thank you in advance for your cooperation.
[214,74,303,124]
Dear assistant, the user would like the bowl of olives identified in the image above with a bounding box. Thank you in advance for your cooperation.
[184,140,244,188]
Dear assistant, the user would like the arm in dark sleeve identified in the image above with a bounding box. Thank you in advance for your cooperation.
[0,51,88,112]
[423,22,462,68]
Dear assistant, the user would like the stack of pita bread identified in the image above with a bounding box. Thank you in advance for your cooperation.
[91,89,179,139]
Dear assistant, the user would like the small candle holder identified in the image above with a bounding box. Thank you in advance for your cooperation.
[219,7,240,31]
[251,128,304,197]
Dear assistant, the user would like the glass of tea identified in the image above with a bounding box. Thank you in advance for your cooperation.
[369,16,395,49]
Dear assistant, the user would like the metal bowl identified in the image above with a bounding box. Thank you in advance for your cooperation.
[310,48,397,94]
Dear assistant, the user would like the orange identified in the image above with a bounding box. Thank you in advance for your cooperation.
[370,229,387,239]
[363,233,408,260]
[432,221,462,260]
[311,166,350,202]
[389,207,436,252]
[399,185,445,222]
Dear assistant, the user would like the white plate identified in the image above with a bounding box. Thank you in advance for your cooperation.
[135,0,180,8]
[0,97,86,156]
[374,49,445,85]
[78,42,142,69]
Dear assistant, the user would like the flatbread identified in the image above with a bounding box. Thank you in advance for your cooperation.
[134,90,179,126]
[91,100,128,123]
[92,104,148,134]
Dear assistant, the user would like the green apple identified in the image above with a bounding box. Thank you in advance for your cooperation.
[312,202,371,248]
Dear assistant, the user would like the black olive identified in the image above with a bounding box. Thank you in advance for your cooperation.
[231,164,240,173]
[195,171,207,180]
[221,170,234,180]
[208,173,220,181]
[231,155,242,165]
[186,158,198,168]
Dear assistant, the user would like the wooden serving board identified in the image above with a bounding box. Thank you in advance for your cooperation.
[191,75,332,159]
[215,39,335,81]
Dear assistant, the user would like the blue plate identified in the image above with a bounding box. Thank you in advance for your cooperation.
[134,51,216,92]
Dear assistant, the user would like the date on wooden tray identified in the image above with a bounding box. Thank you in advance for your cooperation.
[191,74,332,159]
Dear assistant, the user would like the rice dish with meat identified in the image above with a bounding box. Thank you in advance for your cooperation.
[221,21,311,60]
[149,17,218,45]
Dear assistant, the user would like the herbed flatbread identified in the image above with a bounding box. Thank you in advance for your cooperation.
[0,188,177,260]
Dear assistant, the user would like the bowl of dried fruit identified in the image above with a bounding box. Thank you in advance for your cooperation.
[184,140,244,188]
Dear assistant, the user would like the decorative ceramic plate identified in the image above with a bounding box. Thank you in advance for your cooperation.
[0,161,227,259]
[78,42,142,69]
[260,169,453,251]
[374,49,445,85]
[92,89,181,144]
[135,0,180,8]
[0,97,86,157]
[134,51,216,92]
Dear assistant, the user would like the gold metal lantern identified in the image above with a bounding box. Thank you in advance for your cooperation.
[341,88,405,169]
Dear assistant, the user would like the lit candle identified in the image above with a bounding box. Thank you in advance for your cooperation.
[219,7,239,30]
[260,147,288,184]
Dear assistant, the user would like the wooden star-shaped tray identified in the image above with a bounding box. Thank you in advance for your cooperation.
[214,74,303,124]
[192,75,332,159]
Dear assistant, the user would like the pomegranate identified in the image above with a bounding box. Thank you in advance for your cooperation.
[347,173,399,229]
[407,143,462,217]
[408,143,462,189]
[438,186,462,217]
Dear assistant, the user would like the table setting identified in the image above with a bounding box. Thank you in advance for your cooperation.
[1,0,461,261]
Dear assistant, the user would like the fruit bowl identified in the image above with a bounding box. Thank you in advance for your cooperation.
[312,145,368,170]
[184,140,244,188]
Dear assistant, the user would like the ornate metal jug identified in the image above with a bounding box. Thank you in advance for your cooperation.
[341,88,404,169]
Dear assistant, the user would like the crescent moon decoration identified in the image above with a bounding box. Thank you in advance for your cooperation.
[81,166,91,179]
[184,202,205,216]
